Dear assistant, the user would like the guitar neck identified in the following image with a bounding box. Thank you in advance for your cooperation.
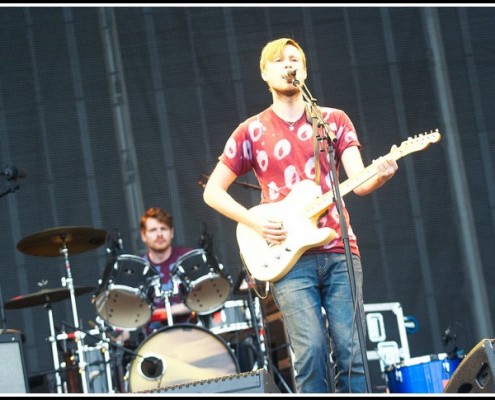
[304,160,383,219]
[304,129,441,219]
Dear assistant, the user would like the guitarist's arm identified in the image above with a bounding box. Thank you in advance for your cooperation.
[203,161,287,244]
[341,146,398,196]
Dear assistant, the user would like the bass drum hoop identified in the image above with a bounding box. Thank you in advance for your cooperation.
[128,323,239,392]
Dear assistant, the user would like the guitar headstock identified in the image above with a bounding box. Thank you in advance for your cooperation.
[391,129,442,157]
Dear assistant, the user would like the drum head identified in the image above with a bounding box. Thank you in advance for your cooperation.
[173,249,232,315]
[183,274,232,315]
[94,287,152,330]
[94,254,159,330]
[128,324,239,392]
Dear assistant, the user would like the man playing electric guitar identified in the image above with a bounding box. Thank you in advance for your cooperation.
[203,38,398,394]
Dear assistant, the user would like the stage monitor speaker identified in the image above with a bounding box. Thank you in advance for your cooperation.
[139,369,280,394]
[0,333,29,393]
[444,338,495,393]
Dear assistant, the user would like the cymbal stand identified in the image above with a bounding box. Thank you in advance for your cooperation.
[59,241,88,394]
[61,319,149,392]
[92,317,115,393]
[45,302,64,393]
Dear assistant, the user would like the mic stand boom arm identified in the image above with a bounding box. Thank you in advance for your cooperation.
[292,76,372,393]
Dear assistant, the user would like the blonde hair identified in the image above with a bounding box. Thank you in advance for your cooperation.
[259,38,307,73]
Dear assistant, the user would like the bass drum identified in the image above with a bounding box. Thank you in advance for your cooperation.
[127,324,239,392]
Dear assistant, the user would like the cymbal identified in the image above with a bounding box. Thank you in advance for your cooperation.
[0,329,23,335]
[17,226,107,257]
[4,286,95,309]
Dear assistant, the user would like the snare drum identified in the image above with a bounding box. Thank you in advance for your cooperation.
[386,353,462,393]
[201,299,253,343]
[172,249,232,315]
[94,254,160,330]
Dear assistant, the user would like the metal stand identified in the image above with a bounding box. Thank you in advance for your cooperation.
[160,288,174,327]
[56,324,116,393]
[59,242,88,393]
[239,273,293,393]
[292,73,372,392]
[45,303,64,393]
[93,319,116,393]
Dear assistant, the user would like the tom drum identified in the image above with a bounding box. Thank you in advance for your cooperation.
[94,254,160,330]
[172,249,232,315]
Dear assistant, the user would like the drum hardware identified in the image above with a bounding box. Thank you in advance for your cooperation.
[16,226,108,394]
[93,254,161,330]
[4,284,96,394]
[161,290,174,327]
[172,248,232,315]
[46,302,65,393]
[63,319,183,393]
[230,270,293,392]
[56,321,116,393]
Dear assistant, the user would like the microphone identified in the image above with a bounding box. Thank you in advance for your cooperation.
[1,165,27,180]
[106,229,124,256]
[283,69,297,79]
[287,69,297,77]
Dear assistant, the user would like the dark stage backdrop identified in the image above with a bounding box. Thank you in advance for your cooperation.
[0,6,494,390]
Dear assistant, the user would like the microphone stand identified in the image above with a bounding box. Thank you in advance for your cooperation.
[291,73,372,393]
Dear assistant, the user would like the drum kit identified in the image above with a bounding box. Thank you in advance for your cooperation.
[4,225,264,394]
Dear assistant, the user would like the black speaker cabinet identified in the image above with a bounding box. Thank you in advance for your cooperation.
[140,369,280,394]
[0,333,29,393]
[444,338,495,393]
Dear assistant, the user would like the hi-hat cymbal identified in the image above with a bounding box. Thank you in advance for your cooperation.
[4,286,95,309]
[17,226,107,257]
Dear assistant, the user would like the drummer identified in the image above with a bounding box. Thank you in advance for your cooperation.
[116,207,194,345]
[138,206,195,332]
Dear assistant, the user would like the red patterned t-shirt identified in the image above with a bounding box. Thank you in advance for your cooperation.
[219,106,361,256]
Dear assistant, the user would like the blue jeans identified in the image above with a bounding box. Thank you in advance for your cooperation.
[271,252,366,393]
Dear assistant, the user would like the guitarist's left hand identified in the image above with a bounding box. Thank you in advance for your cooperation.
[343,146,398,196]
[373,155,398,185]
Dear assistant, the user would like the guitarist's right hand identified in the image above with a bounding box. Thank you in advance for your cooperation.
[261,219,287,246]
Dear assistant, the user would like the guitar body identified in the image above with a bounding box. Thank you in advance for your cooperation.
[236,180,336,282]
[236,130,442,282]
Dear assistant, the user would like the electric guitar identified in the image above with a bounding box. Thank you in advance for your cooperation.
[236,129,442,282]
